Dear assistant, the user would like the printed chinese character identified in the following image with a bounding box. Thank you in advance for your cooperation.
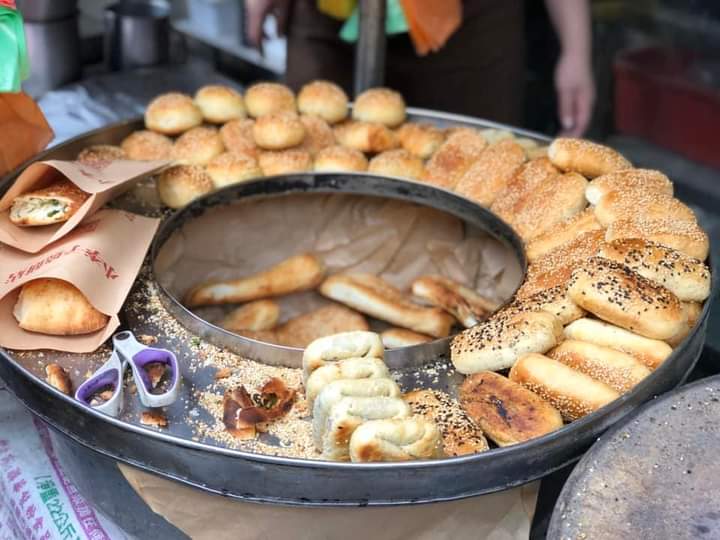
[19,491,30,508]
[13,478,27,492]
[39,487,59,503]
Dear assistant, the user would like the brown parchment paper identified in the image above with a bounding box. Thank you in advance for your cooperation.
[0,92,54,177]
[120,464,539,540]
[155,193,523,329]
[0,209,159,353]
[0,159,168,253]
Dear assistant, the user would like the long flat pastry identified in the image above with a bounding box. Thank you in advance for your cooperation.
[411,275,499,328]
[185,253,325,307]
[319,273,455,338]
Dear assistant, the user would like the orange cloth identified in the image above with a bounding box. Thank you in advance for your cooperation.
[399,0,462,56]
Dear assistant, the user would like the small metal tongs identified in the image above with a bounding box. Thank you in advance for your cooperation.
[74,331,180,417]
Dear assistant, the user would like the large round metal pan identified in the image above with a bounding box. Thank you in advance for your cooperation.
[0,111,712,506]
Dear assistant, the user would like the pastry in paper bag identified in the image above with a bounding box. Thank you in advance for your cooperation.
[0,158,167,253]
[0,209,159,353]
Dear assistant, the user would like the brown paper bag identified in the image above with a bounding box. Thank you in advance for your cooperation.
[0,92,54,177]
[0,208,159,352]
[0,159,168,253]
[120,464,539,540]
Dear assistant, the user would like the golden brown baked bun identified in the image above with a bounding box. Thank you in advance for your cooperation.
[563,318,672,369]
[667,301,704,347]
[422,128,488,190]
[585,168,672,205]
[334,120,399,153]
[605,217,710,261]
[568,257,686,340]
[450,310,563,374]
[145,92,202,135]
[460,371,563,446]
[258,149,312,176]
[76,145,126,166]
[490,157,561,222]
[194,85,246,123]
[221,299,280,333]
[219,118,258,158]
[206,152,262,188]
[508,171,589,242]
[454,139,527,206]
[297,115,336,155]
[170,126,225,165]
[525,209,603,262]
[502,284,586,326]
[297,80,349,124]
[598,238,711,302]
[157,164,214,209]
[594,190,696,228]
[396,122,445,159]
[252,111,306,150]
[509,353,620,421]
[13,278,108,336]
[313,145,368,172]
[548,137,632,178]
[548,340,651,393]
[518,229,606,298]
[120,130,173,161]
[404,389,489,456]
[368,149,424,179]
[352,87,406,127]
[245,82,296,117]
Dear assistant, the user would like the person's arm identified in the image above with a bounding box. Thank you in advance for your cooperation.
[544,0,595,137]
[245,0,292,48]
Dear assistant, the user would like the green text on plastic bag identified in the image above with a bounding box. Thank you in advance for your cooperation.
[340,0,408,43]
[0,6,29,92]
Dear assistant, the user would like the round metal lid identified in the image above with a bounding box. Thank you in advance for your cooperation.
[549,374,720,539]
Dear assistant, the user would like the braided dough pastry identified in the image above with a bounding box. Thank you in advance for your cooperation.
[185,253,325,307]
[509,353,620,421]
[302,331,384,382]
[451,311,563,374]
[563,318,672,370]
[585,168,672,205]
[459,371,563,447]
[568,257,686,340]
[598,238,710,302]
[548,137,631,178]
[312,378,402,448]
[411,275,499,328]
[349,417,443,462]
[548,340,651,393]
[320,396,411,460]
[319,274,455,338]
[305,357,390,408]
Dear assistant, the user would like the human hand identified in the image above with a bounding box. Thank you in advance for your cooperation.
[245,0,292,48]
[555,51,595,137]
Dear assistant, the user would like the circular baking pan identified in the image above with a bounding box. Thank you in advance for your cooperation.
[0,111,713,506]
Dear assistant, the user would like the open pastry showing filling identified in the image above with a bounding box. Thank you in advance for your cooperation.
[9,180,89,227]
